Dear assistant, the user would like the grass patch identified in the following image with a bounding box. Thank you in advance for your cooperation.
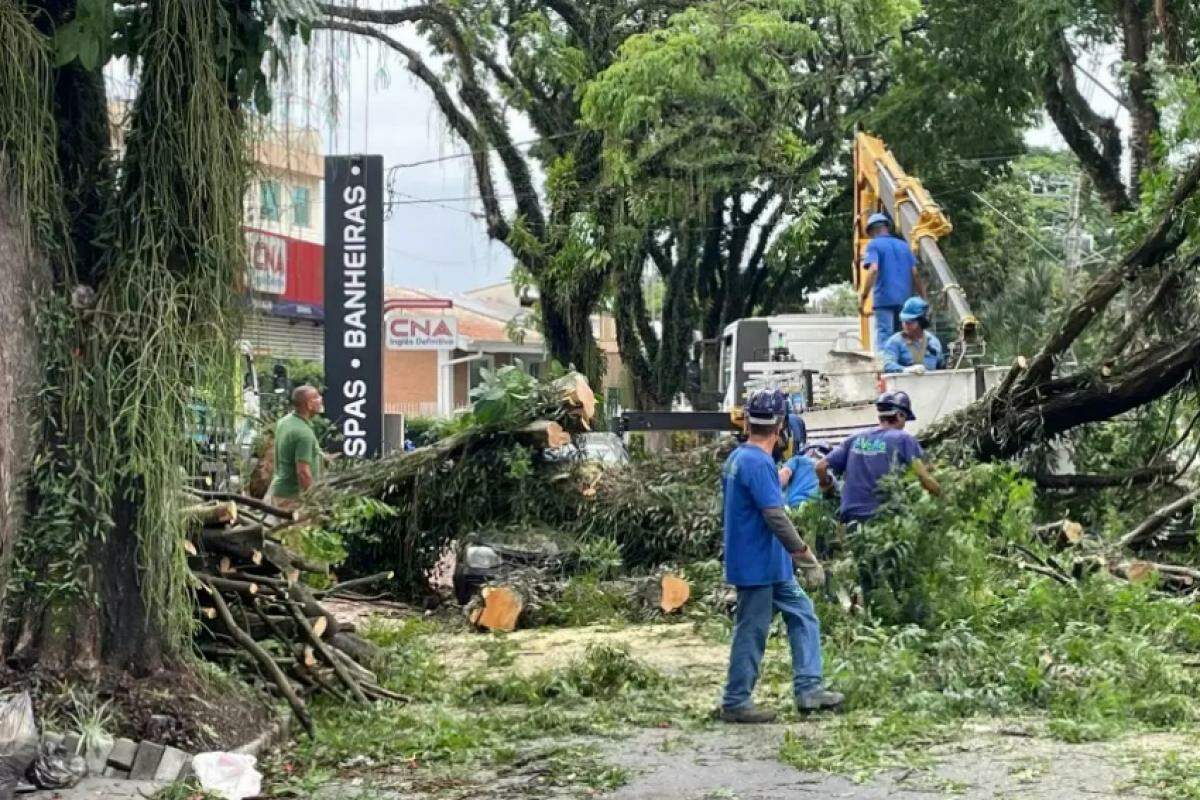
[265,634,701,797]
[1130,747,1200,799]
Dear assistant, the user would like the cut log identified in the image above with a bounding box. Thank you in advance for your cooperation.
[516,420,572,449]
[555,374,596,425]
[285,600,368,704]
[197,575,260,598]
[190,489,299,520]
[199,526,265,565]
[469,586,524,632]
[294,644,317,669]
[328,632,385,669]
[658,574,690,613]
[184,501,238,526]
[636,573,691,613]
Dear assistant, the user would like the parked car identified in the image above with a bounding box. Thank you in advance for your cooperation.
[542,432,630,465]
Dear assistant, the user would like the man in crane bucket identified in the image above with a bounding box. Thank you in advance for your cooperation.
[882,296,946,374]
[858,212,926,349]
[718,389,844,723]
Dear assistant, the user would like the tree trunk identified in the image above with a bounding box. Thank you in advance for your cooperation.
[541,291,604,390]
[0,188,50,659]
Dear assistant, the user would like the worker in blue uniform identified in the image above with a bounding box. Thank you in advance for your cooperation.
[858,212,926,349]
[881,296,946,374]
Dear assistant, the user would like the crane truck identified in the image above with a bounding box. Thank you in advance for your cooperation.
[617,132,1006,443]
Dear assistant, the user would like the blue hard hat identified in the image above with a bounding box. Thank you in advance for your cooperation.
[746,389,788,426]
[899,296,930,322]
[867,212,890,232]
[876,390,916,421]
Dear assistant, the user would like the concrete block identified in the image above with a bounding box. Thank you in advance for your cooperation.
[107,738,138,770]
[130,741,165,780]
[86,737,115,775]
[62,734,80,756]
[42,732,64,748]
[154,746,191,782]
[102,765,130,779]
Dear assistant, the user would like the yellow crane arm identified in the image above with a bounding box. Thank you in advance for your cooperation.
[852,132,979,350]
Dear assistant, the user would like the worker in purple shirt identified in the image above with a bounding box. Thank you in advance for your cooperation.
[815,391,940,605]
[858,213,926,350]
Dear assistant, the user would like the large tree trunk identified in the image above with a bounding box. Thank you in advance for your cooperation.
[0,189,49,652]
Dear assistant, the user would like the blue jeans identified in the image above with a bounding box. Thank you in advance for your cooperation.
[722,580,823,709]
[874,305,900,351]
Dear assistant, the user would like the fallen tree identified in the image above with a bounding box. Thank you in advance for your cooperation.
[922,156,1200,460]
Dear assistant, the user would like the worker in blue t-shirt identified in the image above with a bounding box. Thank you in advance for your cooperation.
[882,297,946,374]
[718,390,843,724]
[858,213,926,350]
[779,441,830,509]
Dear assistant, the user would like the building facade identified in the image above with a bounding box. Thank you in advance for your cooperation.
[242,128,325,360]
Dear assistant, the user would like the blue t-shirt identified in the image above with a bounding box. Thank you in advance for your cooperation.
[825,427,924,521]
[782,455,820,508]
[863,236,917,308]
[722,444,793,587]
[881,331,946,373]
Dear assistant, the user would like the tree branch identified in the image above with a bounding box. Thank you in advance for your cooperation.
[312,20,511,243]
[1029,464,1177,491]
[1015,155,1200,392]
[1041,37,1132,213]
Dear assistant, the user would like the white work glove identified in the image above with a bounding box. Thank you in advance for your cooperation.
[903,364,926,375]
[792,549,826,590]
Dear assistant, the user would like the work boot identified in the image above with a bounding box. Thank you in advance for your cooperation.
[797,687,845,713]
[718,703,778,724]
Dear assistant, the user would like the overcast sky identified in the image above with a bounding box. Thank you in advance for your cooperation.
[307,29,525,295]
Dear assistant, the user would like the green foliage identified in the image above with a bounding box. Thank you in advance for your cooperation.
[1132,749,1200,799]
[768,464,1200,775]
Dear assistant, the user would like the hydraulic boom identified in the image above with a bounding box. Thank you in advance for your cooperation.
[853,132,980,353]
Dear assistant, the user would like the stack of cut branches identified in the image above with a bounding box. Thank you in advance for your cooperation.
[182,492,399,734]
[1010,493,1200,597]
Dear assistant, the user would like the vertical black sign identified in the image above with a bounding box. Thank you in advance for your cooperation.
[324,155,384,458]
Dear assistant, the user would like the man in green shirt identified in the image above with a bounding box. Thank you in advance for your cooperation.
[266,385,323,509]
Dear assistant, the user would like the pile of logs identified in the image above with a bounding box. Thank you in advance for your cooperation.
[183,491,399,734]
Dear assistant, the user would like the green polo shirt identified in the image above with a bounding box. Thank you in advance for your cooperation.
[269,412,321,499]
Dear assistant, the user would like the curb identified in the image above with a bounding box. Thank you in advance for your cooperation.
[233,704,294,758]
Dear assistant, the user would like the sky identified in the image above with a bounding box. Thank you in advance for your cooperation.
[307,29,526,295]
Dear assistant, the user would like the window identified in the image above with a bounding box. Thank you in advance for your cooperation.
[260,180,281,222]
[292,185,311,227]
[469,355,496,392]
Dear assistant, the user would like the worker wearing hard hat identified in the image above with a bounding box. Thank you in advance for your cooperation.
[858,213,926,350]
[719,389,843,723]
[881,297,946,374]
[815,391,940,606]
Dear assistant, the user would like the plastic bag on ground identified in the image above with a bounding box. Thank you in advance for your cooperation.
[192,752,262,800]
[0,693,39,800]
[27,739,87,790]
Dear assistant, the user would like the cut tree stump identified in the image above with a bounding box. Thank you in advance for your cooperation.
[469,586,524,632]
[516,420,572,449]
[638,573,691,613]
